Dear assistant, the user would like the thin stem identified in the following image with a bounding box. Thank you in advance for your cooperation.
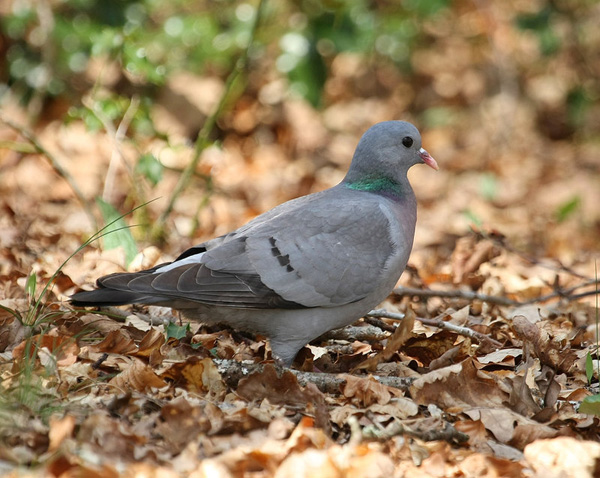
[80,95,140,204]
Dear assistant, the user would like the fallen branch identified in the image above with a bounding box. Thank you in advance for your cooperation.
[363,417,469,444]
[367,309,503,349]
[393,279,599,306]
[360,316,396,333]
[393,286,518,306]
[569,290,600,302]
[212,358,414,394]
[521,278,599,304]
[319,324,389,342]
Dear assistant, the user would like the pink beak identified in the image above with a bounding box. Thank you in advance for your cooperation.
[419,148,439,170]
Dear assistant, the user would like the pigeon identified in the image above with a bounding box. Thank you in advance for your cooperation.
[72,121,438,366]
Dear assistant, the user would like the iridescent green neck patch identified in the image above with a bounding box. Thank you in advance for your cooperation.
[345,176,403,196]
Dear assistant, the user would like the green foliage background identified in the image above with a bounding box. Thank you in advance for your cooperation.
[3,0,596,131]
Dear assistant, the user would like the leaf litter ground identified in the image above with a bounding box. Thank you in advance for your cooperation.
[1,108,599,477]
[1,7,600,478]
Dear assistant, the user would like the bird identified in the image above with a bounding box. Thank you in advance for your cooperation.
[71,121,438,366]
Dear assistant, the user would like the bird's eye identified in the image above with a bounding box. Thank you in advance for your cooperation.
[402,136,413,148]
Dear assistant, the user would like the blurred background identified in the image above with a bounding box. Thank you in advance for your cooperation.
[0,0,599,289]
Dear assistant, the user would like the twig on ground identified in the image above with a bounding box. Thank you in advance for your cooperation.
[367,308,503,349]
[355,309,416,371]
[394,279,599,306]
[298,368,415,392]
[319,324,389,342]
[567,290,600,302]
[0,115,97,228]
[154,0,267,237]
[363,417,469,443]
[393,286,518,306]
[361,316,396,333]
[520,278,599,305]
[92,306,172,327]
[213,358,415,394]
[421,313,503,348]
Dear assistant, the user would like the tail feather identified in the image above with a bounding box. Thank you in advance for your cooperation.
[70,288,164,307]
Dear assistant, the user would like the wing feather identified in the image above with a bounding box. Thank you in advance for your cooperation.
[86,187,402,310]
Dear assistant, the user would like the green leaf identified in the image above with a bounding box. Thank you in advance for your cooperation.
[0,302,21,321]
[555,196,581,222]
[166,322,190,341]
[538,27,561,56]
[96,198,138,266]
[579,394,600,416]
[516,7,552,31]
[586,352,594,384]
[280,28,327,108]
[25,272,37,299]
[567,87,590,129]
[515,8,560,56]
[136,153,163,186]
[287,45,327,107]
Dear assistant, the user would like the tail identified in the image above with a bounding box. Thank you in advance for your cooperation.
[70,288,157,307]
[70,268,169,307]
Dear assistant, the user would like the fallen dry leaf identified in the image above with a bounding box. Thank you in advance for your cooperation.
[355,307,415,371]
[88,329,138,355]
[109,357,167,392]
[451,235,501,286]
[237,365,330,431]
[12,332,80,367]
[410,358,509,411]
[155,397,224,452]
[341,374,405,407]
[48,415,76,453]
[512,315,579,373]
[464,407,557,448]
[160,356,227,399]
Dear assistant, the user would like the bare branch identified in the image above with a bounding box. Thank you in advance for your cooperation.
[393,279,599,307]
[212,358,415,394]
[521,279,599,305]
[393,286,518,306]
[367,308,503,349]
[319,324,389,342]
[363,417,469,443]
